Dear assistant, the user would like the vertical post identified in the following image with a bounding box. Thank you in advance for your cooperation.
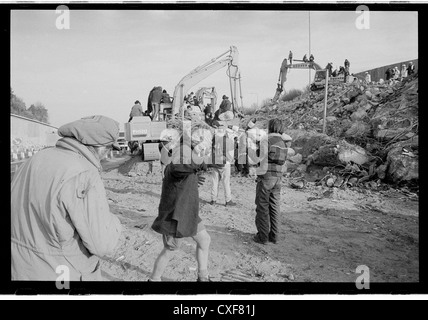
[308,11,311,87]
[180,84,184,120]
[239,72,244,110]
[322,69,329,134]
[228,63,235,114]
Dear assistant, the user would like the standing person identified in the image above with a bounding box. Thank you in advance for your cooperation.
[401,64,408,79]
[161,89,171,104]
[288,50,293,64]
[364,72,371,84]
[11,115,123,280]
[128,100,145,122]
[149,137,212,282]
[209,128,237,206]
[150,86,163,121]
[407,61,415,76]
[326,63,333,77]
[385,68,392,81]
[253,119,288,245]
[344,59,350,69]
[217,94,233,121]
[204,103,213,124]
[396,67,401,79]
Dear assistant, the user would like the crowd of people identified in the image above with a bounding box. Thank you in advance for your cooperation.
[11,110,291,282]
[128,86,173,123]
[384,61,415,84]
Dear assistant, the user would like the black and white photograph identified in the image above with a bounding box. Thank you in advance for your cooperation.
[6,0,424,299]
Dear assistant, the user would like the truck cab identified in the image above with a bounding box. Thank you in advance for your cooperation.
[124,116,167,161]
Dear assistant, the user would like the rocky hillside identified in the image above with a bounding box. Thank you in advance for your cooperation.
[241,73,418,192]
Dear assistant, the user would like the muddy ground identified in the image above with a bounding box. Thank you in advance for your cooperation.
[99,154,419,283]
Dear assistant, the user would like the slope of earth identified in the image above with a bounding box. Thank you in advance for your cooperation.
[99,156,418,283]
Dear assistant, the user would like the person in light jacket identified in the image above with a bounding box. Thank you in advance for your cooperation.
[11,115,122,281]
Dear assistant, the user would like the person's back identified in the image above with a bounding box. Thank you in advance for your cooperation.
[129,100,144,122]
[161,90,171,104]
[11,136,121,280]
[385,68,392,80]
[151,87,163,103]
[219,95,231,113]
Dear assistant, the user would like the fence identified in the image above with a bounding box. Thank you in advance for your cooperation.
[10,114,125,179]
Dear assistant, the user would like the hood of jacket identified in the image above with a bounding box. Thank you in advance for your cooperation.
[56,137,102,172]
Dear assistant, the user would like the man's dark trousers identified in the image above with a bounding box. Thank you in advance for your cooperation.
[255,176,282,243]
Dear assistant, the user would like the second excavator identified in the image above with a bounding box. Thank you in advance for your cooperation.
[272,52,357,103]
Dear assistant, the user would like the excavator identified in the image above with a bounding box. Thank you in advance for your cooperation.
[124,45,243,161]
[272,56,323,103]
[194,86,218,113]
[272,53,356,103]
[172,45,243,121]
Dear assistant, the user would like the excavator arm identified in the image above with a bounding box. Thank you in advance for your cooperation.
[272,58,322,103]
[172,46,241,118]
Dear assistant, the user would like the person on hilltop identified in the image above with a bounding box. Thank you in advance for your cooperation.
[11,115,122,280]
[407,61,415,76]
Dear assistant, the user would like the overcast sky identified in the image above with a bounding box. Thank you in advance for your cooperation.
[11,9,418,128]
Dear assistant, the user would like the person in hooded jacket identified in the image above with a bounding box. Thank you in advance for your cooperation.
[11,115,122,280]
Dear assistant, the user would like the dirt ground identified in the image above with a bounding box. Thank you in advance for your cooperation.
[99,154,419,283]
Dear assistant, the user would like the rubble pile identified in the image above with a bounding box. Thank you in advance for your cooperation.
[242,73,418,191]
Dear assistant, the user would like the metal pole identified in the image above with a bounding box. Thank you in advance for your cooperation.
[322,69,329,134]
[180,84,184,120]
[239,72,244,110]
[228,64,235,113]
[308,11,311,87]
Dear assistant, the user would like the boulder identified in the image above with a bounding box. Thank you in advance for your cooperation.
[365,91,373,100]
[376,164,387,180]
[341,97,351,105]
[350,108,367,121]
[344,121,371,138]
[289,153,303,164]
[386,147,418,183]
[337,141,369,165]
[286,147,296,158]
[376,128,408,141]
[296,164,307,173]
[285,160,299,172]
[312,144,341,166]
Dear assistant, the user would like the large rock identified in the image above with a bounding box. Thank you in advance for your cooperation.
[284,130,336,159]
[289,153,303,164]
[350,107,367,121]
[338,142,369,165]
[345,121,371,138]
[386,147,418,183]
[286,147,296,158]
